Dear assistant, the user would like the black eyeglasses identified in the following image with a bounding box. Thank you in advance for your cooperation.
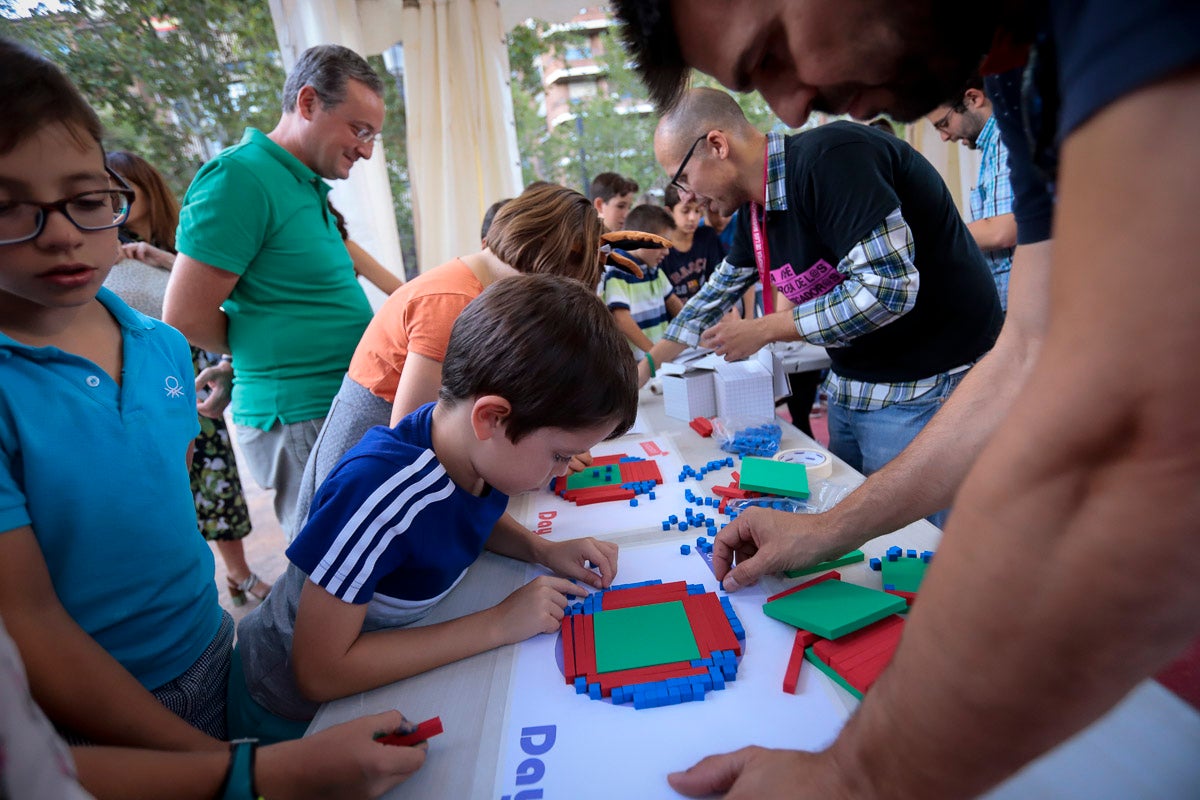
[669,134,708,197]
[931,107,955,132]
[0,167,135,246]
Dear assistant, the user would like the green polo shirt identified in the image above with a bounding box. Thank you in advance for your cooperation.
[176,128,373,429]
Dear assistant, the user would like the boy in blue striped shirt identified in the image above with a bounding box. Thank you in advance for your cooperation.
[602,204,684,358]
[234,274,638,738]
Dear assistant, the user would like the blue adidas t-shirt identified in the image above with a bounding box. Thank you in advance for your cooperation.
[287,402,509,605]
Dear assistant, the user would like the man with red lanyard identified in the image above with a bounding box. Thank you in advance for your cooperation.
[639,87,1001,523]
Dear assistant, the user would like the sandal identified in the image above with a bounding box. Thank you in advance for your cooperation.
[227,572,272,607]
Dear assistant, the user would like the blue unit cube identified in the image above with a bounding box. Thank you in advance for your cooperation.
[575,676,587,694]
[680,544,691,555]
[629,498,638,507]
[649,491,656,500]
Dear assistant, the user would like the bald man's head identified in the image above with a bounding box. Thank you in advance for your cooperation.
[655,87,757,162]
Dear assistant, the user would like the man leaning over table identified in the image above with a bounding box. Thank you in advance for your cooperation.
[638,87,1001,522]
[613,0,1200,797]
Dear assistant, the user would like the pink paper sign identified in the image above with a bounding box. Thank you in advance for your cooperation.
[770,259,846,305]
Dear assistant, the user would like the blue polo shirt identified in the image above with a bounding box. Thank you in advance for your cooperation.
[0,289,220,690]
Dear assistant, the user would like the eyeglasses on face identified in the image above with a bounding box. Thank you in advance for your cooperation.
[0,167,135,246]
[334,112,382,144]
[931,107,956,132]
[669,134,709,197]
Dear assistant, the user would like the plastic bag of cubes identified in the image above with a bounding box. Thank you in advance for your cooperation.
[711,418,782,458]
[726,482,853,516]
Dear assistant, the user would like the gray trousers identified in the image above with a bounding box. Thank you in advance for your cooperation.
[293,375,393,540]
[235,417,324,538]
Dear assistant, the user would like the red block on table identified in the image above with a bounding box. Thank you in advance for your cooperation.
[376,716,444,746]
[689,417,714,437]
[811,615,905,694]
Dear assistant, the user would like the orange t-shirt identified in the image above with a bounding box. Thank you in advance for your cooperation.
[347,258,484,403]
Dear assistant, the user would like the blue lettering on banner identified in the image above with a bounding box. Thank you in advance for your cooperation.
[500,725,557,800]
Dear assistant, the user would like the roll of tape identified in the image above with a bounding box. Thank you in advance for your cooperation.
[773,447,833,480]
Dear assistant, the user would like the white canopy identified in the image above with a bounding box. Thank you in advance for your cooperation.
[266,0,587,294]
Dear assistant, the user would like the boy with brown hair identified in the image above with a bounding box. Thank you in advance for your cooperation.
[236,273,639,737]
[590,171,638,231]
[602,203,683,358]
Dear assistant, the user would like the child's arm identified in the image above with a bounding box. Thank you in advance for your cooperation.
[347,238,404,295]
[0,526,223,751]
[611,308,656,354]
[73,711,426,798]
[389,352,444,426]
[484,513,617,589]
[666,294,685,318]
[290,572,578,702]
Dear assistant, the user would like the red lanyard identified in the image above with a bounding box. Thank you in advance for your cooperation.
[749,142,774,315]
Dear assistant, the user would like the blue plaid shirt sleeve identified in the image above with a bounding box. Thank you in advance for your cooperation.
[662,257,758,346]
[793,207,919,346]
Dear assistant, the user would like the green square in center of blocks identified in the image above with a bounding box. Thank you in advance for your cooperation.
[592,600,701,673]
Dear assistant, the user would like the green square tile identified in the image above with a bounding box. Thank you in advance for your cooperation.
[565,466,620,491]
[763,580,906,639]
[592,600,701,673]
[881,557,927,593]
[738,456,810,499]
[784,550,865,578]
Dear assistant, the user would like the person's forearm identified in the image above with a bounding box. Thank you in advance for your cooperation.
[834,347,1200,797]
[967,213,1017,251]
[348,239,403,294]
[294,603,510,702]
[612,310,655,353]
[74,748,227,799]
[13,607,222,751]
[831,76,1200,797]
[820,241,1050,545]
[484,512,543,563]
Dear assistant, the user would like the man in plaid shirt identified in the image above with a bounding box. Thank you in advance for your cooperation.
[927,76,1017,311]
[639,89,1001,511]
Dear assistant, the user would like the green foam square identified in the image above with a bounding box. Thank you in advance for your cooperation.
[738,456,810,499]
[763,580,906,639]
[565,467,620,491]
[784,550,865,578]
[881,557,927,593]
[592,600,701,673]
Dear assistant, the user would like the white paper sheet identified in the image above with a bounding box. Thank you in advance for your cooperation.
[514,435,726,541]
[493,539,850,799]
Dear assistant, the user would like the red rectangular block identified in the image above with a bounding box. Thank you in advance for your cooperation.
[376,716,444,747]
[766,571,843,603]
[782,629,808,693]
[570,487,636,505]
[561,615,577,682]
[600,581,689,610]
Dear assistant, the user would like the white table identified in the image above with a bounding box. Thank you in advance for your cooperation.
[310,388,1200,799]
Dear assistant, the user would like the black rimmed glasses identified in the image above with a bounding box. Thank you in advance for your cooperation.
[0,167,135,245]
[669,134,708,198]
[931,107,955,133]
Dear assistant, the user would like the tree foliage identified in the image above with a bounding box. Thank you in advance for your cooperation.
[3,0,283,197]
[507,22,794,201]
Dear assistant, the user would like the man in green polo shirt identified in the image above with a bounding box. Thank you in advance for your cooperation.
[165,44,384,537]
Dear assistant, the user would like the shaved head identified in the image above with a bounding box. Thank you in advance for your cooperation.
[657,87,757,160]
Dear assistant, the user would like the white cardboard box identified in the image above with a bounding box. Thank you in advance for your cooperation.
[714,359,775,421]
[661,368,717,421]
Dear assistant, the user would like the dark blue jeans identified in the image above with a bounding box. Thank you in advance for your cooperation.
[827,369,968,528]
